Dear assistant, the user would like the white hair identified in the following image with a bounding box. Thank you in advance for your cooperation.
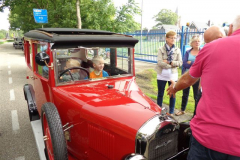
[232,15,240,32]
[189,35,201,47]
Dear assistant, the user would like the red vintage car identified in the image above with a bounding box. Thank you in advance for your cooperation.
[23,28,190,160]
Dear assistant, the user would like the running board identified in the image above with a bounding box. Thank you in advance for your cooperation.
[31,120,46,160]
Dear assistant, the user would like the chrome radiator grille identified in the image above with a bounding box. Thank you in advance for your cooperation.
[148,130,178,160]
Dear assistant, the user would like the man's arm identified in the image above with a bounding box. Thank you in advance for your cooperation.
[167,71,199,97]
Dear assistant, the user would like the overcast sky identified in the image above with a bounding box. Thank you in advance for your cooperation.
[1,0,240,30]
[0,8,10,30]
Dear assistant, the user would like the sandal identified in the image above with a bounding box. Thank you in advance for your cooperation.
[175,111,185,116]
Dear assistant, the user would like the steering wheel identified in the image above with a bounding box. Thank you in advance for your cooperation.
[59,67,89,81]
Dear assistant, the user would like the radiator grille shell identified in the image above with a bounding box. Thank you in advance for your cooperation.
[148,130,178,160]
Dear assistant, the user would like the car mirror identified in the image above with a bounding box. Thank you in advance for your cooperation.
[35,52,50,66]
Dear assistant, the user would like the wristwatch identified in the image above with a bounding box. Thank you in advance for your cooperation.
[170,61,172,65]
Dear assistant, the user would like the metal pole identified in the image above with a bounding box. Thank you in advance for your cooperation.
[140,0,143,54]
[180,26,186,56]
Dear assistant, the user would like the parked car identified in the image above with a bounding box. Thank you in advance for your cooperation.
[13,37,23,49]
[23,28,190,160]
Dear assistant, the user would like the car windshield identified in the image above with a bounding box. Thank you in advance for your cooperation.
[53,47,133,85]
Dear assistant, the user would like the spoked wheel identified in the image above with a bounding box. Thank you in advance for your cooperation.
[41,103,68,160]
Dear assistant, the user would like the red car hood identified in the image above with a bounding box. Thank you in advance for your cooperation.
[53,77,161,138]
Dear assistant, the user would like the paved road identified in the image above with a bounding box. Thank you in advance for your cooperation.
[0,43,40,160]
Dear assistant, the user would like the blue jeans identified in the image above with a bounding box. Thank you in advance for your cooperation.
[181,80,200,111]
[188,136,240,160]
[157,80,176,114]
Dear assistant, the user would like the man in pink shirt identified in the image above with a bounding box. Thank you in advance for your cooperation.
[167,15,240,159]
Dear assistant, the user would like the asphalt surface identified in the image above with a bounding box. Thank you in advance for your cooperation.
[0,42,40,160]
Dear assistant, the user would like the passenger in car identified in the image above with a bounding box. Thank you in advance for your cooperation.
[60,59,81,81]
[89,55,109,79]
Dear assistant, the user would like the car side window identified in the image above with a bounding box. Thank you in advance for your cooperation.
[116,48,131,73]
[35,43,49,79]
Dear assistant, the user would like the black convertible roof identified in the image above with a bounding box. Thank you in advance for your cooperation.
[24,28,139,48]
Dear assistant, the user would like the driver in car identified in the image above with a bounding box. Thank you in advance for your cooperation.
[60,59,81,81]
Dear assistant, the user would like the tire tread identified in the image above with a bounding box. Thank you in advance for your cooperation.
[41,102,68,160]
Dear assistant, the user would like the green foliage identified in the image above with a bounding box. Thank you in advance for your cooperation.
[6,0,80,32]
[1,0,140,33]
[153,9,178,28]
[113,0,141,33]
[0,33,5,39]
[0,29,17,39]
[81,0,116,31]
[0,29,7,39]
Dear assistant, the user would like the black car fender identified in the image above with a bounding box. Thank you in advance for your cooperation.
[23,84,40,121]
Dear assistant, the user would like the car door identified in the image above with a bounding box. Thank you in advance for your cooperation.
[32,42,51,114]
[25,40,35,90]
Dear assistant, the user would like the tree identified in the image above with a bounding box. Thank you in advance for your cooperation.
[61,0,82,29]
[76,0,81,28]
[0,0,140,33]
[153,9,178,28]
[0,29,7,39]
[113,0,141,33]
[80,0,140,33]
[80,0,116,31]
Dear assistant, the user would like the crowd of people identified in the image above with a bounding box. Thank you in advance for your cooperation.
[155,14,240,159]
[156,21,227,117]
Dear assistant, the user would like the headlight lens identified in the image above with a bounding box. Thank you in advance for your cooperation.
[137,116,161,140]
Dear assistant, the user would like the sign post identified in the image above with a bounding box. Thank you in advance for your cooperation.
[33,9,48,25]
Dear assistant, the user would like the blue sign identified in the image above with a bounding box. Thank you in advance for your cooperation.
[33,9,48,23]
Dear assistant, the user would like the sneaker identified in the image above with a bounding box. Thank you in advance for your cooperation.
[175,111,185,116]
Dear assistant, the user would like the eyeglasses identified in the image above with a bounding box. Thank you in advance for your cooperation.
[167,37,177,40]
